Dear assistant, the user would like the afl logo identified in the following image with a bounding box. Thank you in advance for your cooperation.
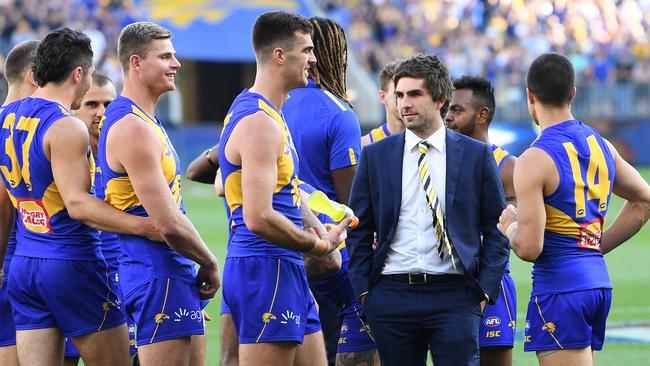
[484,316,501,327]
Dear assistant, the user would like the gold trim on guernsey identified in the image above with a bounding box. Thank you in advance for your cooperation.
[370,126,387,143]
[321,89,347,111]
[544,205,581,237]
[492,147,509,168]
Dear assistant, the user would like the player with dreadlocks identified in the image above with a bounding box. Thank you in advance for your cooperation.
[283,16,378,366]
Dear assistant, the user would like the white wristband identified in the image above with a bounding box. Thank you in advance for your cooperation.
[505,222,518,241]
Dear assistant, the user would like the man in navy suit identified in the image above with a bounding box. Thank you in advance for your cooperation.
[347,54,509,366]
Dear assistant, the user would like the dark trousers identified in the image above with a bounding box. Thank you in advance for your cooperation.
[364,275,482,366]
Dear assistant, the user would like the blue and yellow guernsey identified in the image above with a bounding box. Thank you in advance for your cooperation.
[531,119,615,295]
[368,122,391,144]
[491,144,514,273]
[218,89,303,265]
[0,98,101,260]
[97,96,195,296]
[91,156,120,271]
[491,144,512,172]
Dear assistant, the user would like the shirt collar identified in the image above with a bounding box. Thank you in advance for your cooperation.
[405,125,446,153]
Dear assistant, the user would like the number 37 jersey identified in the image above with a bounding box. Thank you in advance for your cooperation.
[0,98,101,260]
[531,119,615,295]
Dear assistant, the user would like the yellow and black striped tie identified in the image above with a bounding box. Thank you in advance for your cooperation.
[417,141,456,268]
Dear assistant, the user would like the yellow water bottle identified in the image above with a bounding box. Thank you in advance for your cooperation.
[307,191,359,228]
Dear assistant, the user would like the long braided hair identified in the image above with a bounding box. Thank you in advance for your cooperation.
[309,17,351,107]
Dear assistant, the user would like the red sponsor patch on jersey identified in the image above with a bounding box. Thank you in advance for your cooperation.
[17,199,52,233]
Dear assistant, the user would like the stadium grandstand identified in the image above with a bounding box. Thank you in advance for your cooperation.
[0,1,649,365]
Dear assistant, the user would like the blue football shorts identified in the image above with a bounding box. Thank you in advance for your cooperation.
[64,267,137,357]
[523,288,612,352]
[222,256,321,344]
[337,300,376,353]
[8,256,125,337]
[122,276,205,346]
[479,272,517,348]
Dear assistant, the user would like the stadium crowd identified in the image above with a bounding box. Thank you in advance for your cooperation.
[0,0,138,94]
[3,0,650,120]
[322,0,650,82]
[322,0,650,119]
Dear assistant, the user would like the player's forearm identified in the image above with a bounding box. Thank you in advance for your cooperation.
[68,195,153,237]
[305,250,342,281]
[509,231,540,262]
[157,214,218,267]
[245,209,318,253]
[186,148,218,184]
[601,201,650,254]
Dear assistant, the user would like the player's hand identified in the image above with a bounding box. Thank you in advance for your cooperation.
[497,204,518,236]
[309,217,352,256]
[197,261,221,300]
[480,299,487,313]
[203,310,212,321]
[138,217,164,242]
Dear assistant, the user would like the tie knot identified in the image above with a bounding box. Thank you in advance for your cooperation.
[418,141,431,154]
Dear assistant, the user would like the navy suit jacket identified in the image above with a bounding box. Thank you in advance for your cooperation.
[347,129,509,304]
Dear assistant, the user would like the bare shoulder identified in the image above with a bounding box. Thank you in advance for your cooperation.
[110,114,158,140]
[228,111,283,150]
[44,116,88,149]
[515,147,557,194]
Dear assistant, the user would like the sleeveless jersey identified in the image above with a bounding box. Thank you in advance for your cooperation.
[0,98,101,260]
[491,144,513,172]
[492,144,514,272]
[530,119,614,295]
[218,89,303,265]
[97,96,195,296]
[368,122,391,144]
[91,155,120,266]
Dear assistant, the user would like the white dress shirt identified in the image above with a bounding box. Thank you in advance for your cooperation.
[382,126,462,275]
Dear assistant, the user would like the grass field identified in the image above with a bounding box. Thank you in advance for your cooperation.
[182,168,650,365]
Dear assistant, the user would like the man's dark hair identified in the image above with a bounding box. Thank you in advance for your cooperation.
[393,54,453,105]
[118,22,172,71]
[32,28,93,87]
[92,73,114,88]
[526,53,575,107]
[453,75,496,124]
[379,60,401,92]
[252,11,313,62]
[309,17,349,106]
[4,40,39,84]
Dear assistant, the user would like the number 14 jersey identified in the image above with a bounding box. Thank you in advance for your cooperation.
[531,119,615,295]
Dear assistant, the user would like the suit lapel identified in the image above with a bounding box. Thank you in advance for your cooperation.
[445,130,463,213]
[389,132,405,222]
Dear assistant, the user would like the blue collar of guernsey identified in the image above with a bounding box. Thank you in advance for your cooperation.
[307,78,318,89]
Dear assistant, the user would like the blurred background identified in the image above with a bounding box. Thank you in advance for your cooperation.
[2,0,650,167]
[1,1,648,364]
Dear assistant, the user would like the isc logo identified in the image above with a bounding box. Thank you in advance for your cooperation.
[485,331,501,338]
[484,316,501,327]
